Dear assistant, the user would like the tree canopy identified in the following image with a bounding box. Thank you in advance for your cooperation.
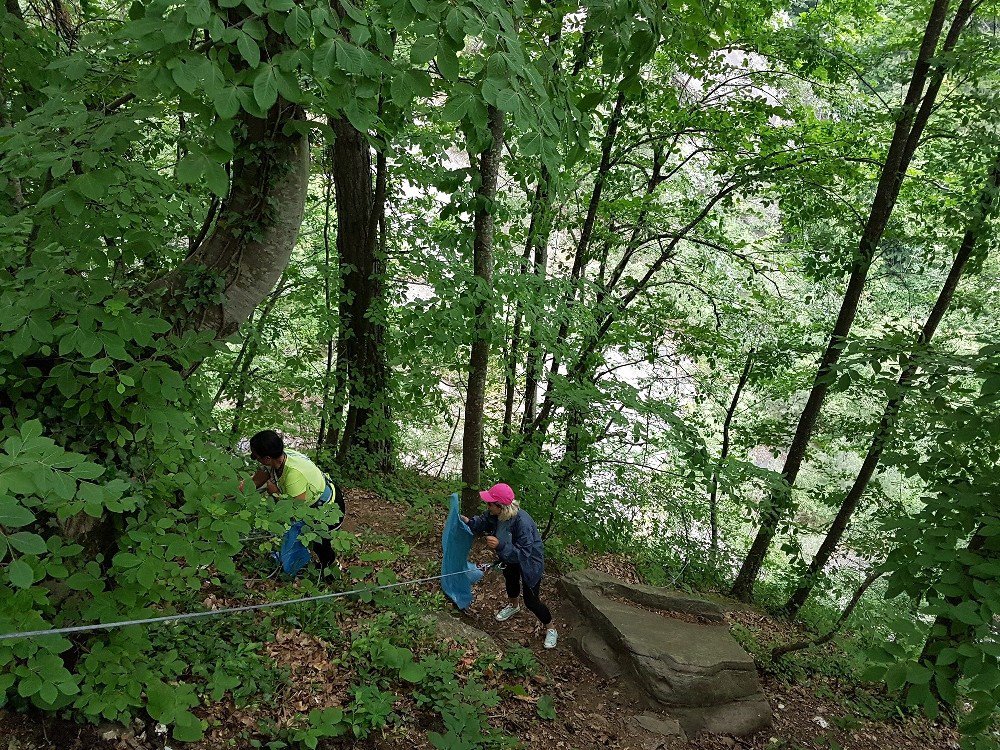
[1,0,1000,746]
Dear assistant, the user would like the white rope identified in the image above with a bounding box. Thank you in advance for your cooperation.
[0,565,497,642]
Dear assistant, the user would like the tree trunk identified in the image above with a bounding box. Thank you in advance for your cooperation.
[461,106,506,516]
[543,91,625,382]
[317,160,336,448]
[781,152,1000,617]
[224,276,288,437]
[508,92,625,460]
[504,164,557,444]
[709,349,754,553]
[501,179,541,445]
[539,401,587,539]
[326,115,393,473]
[730,0,970,602]
[152,100,309,340]
[520,168,554,433]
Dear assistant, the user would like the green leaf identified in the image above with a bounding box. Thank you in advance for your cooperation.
[176,154,205,185]
[237,33,261,68]
[496,87,519,114]
[214,86,241,119]
[65,571,97,591]
[73,173,106,201]
[253,65,278,109]
[445,7,464,41]
[78,332,102,358]
[399,661,426,683]
[18,674,42,697]
[9,532,47,555]
[905,662,933,685]
[146,680,175,723]
[186,0,211,26]
[884,662,907,692]
[436,45,459,82]
[410,37,436,65]
[267,0,293,9]
[952,601,983,626]
[344,100,374,133]
[285,6,310,41]
[314,39,337,77]
[113,551,142,569]
[536,695,556,720]
[172,710,205,741]
[171,62,199,95]
[440,87,473,122]
[339,0,367,24]
[0,497,36,527]
[90,358,113,373]
[336,39,365,75]
[205,161,230,198]
[8,559,35,588]
[389,71,414,107]
[37,187,66,209]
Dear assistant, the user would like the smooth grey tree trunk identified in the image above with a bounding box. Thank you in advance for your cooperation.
[153,100,309,340]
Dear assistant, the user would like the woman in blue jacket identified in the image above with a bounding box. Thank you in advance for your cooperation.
[462,483,557,649]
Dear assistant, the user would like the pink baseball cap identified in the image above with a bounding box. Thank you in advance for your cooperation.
[479,483,515,506]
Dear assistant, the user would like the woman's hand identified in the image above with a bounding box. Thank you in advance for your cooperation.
[485,536,499,550]
[460,515,469,524]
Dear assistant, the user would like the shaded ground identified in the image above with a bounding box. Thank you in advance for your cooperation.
[0,486,960,750]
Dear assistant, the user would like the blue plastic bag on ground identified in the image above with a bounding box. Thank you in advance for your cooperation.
[276,520,312,575]
[441,493,483,609]
[273,483,337,576]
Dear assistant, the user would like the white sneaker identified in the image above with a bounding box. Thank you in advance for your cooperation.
[544,628,558,649]
[495,605,521,621]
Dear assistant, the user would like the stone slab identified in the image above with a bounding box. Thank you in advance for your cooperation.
[569,626,622,679]
[633,712,686,739]
[565,569,725,621]
[560,569,772,737]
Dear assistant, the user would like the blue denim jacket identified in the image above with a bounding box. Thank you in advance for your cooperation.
[467,508,545,588]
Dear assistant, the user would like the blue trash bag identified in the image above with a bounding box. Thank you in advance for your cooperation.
[441,493,483,609]
[275,520,312,576]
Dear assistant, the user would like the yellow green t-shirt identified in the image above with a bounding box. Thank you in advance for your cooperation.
[277,449,327,504]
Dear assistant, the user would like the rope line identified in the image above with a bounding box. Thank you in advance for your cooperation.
[0,565,496,642]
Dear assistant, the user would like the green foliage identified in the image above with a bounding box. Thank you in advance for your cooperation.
[496,645,539,678]
[535,694,556,720]
[3,0,1000,743]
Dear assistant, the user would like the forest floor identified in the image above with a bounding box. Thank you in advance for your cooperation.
[0,484,961,750]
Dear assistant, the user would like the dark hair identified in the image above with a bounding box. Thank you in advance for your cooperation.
[249,430,284,460]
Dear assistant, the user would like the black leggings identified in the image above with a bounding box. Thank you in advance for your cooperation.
[313,484,345,570]
[312,538,336,568]
[503,564,551,625]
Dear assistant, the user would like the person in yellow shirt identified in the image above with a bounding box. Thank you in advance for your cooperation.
[248,430,344,572]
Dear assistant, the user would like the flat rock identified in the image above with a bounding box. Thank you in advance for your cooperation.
[564,569,726,621]
[633,712,686,739]
[561,569,772,737]
[568,626,622,678]
[423,611,499,656]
